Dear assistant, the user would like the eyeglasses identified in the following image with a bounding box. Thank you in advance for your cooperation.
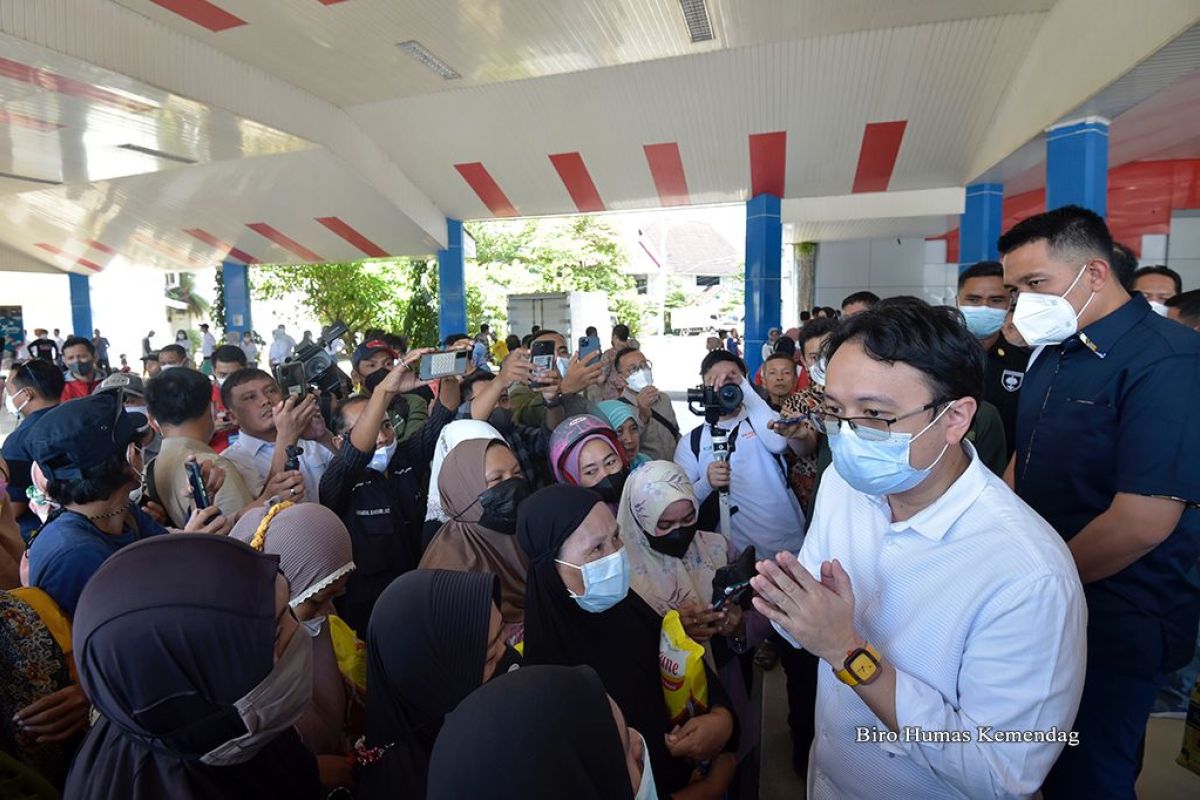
[808,401,943,442]
[621,360,652,377]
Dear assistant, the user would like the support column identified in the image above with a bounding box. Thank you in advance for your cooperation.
[958,183,1003,268]
[744,194,782,377]
[438,218,467,345]
[1046,117,1109,217]
[223,261,253,334]
[68,273,92,337]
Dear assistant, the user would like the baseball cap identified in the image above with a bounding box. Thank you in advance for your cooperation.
[27,393,148,481]
[351,339,399,369]
[94,372,146,398]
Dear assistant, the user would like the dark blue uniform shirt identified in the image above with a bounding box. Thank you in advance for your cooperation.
[1015,294,1200,675]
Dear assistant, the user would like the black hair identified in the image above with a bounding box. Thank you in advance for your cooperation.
[763,351,797,368]
[1111,242,1138,290]
[772,336,797,358]
[1133,265,1182,295]
[612,324,630,342]
[841,291,880,310]
[142,351,160,363]
[212,344,248,366]
[330,396,367,437]
[700,349,747,377]
[462,371,497,401]
[521,334,535,349]
[45,453,136,506]
[824,296,984,404]
[957,261,1004,289]
[443,332,469,347]
[480,323,490,333]
[10,359,66,400]
[1166,288,1200,325]
[159,344,188,361]
[220,368,275,410]
[145,368,213,427]
[531,325,541,334]
[62,336,94,356]
[797,317,839,352]
[799,311,811,322]
[613,346,642,373]
[585,326,598,337]
[996,205,1115,270]
[716,329,726,339]
[200,323,209,330]
[505,334,521,350]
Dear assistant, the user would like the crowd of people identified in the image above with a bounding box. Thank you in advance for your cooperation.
[0,204,1198,798]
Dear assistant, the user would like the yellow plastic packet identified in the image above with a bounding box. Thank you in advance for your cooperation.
[1178,672,1200,776]
[660,610,709,725]
[328,614,367,693]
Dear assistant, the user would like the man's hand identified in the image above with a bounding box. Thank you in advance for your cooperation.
[140,500,169,525]
[559,353,604,396]
[15,685,90,743]
[182,504,231,535]
[498,349,534,388]
[260,469,305,503]
[706,460,731,490]
[378,348,434,396]
[751,552,860,664]
[678,601,724,643]
[272,394,319,446]
[189,456,225,499]
[664,706,733,761]
[635,385,661,423]
[715,603,743,637]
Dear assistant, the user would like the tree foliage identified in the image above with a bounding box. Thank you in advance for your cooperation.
[211,266,226,328]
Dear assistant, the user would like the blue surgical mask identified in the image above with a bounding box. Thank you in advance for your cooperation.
[556,547,630,613]
[556,356,571,380]
[828,403,955,495]
[959,305,1007,339]
[634,731,658,800]
[368,440,397,473]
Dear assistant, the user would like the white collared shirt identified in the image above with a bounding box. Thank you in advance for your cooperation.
[221,432,333,504]
[783,444,1086,799]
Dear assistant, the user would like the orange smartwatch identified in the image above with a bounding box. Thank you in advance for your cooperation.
[834,643,882,687]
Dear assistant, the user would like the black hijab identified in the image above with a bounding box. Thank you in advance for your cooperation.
[517,484,693,793]
[359,569,499,800]
[64,535,320,800]
[427,665,633,800]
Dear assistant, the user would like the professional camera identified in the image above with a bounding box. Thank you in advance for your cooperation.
[274,322,350,399]
[687,382,744,423]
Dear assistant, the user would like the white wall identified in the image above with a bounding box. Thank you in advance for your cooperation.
[1167,211,1200,290]
[813,237,957,310]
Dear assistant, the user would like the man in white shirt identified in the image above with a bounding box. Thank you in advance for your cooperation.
[268,325,296,367]
[219,368,336,503]
[754,299,1086,799]
[198,323,217,374]
[674,349,805,557]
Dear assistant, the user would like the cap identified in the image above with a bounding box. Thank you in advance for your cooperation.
[351,338,399,368]
[27,393,147,481]
[94,372,146,398]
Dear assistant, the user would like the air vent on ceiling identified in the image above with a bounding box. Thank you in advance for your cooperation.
[116,144,198,164]
[397,40,462,80]
[679,0,713,43]
[0,170,61,185]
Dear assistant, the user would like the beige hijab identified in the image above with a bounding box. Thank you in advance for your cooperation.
[419,439,529,625]
[615,460,728,617]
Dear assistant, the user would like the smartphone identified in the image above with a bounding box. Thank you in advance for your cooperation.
[530,340,556,387]
[578,335,601,365]
[418,350,470,382]
[776,416,808,426]
[274,361,307,397]
[712,579,752,610]
[184,460,210,511]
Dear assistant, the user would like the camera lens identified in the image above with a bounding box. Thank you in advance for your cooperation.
[717,383,743,410]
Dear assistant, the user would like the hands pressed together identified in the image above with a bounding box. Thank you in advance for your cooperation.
[751,551,862,665]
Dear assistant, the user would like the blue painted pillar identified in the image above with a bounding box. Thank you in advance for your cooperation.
[68,273,92,337]
[1046,117,1109,217]
[958,182,1003,269]
[438,218,467,344]
[744,194,782,377]
[223,261,253,334]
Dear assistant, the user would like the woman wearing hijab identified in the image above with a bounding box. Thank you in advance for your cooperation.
[428,665,651,800]
[231,501,360,772]
[419,439,530,638]
[63,534,321,800]
[421,419,504,542]
[358,569,510,799]
[595,400,650,471]
[547,414,629,510]
[518,484,735,798]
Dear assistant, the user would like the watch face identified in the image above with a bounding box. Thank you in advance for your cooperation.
[849,652,878,681]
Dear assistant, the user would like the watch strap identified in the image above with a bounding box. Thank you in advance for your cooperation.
[834,643,881,687]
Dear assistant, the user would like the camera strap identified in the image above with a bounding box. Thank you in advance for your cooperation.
[616,396,680,439]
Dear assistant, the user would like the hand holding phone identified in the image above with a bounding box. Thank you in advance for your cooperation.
[712,579,752,610]
[184,460,210,511]
[578,336,601,365]
[418,350,470,382]
[530,340,556,388]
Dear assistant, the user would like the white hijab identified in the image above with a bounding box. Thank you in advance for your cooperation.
[424,419,504,522]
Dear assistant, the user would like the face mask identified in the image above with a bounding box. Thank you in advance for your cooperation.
[1012,263,1096,346]
[369,440,397,472]
[556,547,630,613]
[828,403,954,496]
[477,477,531,534]
[68,360,94,378]
[634,731,659,800]
[214,376,227,388]
[457,400,472,418]
[199,618,314,766]
[1149,301,1169,317]
[363,368,388,394]
[625,368,653,393]
[959,305,1007,339]
[487,407,514,433]
[808,357,827,387]
[5,388,28,417]
[590,467,629,505]
[556,356,571,379]
[644,523,697,559]
[160,363,179,371]
[300,616,325,637]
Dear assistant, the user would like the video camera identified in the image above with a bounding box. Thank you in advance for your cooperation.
[687,382,744,424]
[274,322,350,399]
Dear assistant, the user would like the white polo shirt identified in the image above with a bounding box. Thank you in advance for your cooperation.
[785,444,1086,799]
[221,432,334,504]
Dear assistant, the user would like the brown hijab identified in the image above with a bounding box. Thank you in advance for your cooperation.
[418,439,528,624]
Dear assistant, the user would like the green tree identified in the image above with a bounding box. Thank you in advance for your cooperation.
[167,273,211,318]
[397,259,440,348]
[211,266,226,329]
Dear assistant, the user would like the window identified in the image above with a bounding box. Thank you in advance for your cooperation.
[696,276,720,288]
[635,277,648,295]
